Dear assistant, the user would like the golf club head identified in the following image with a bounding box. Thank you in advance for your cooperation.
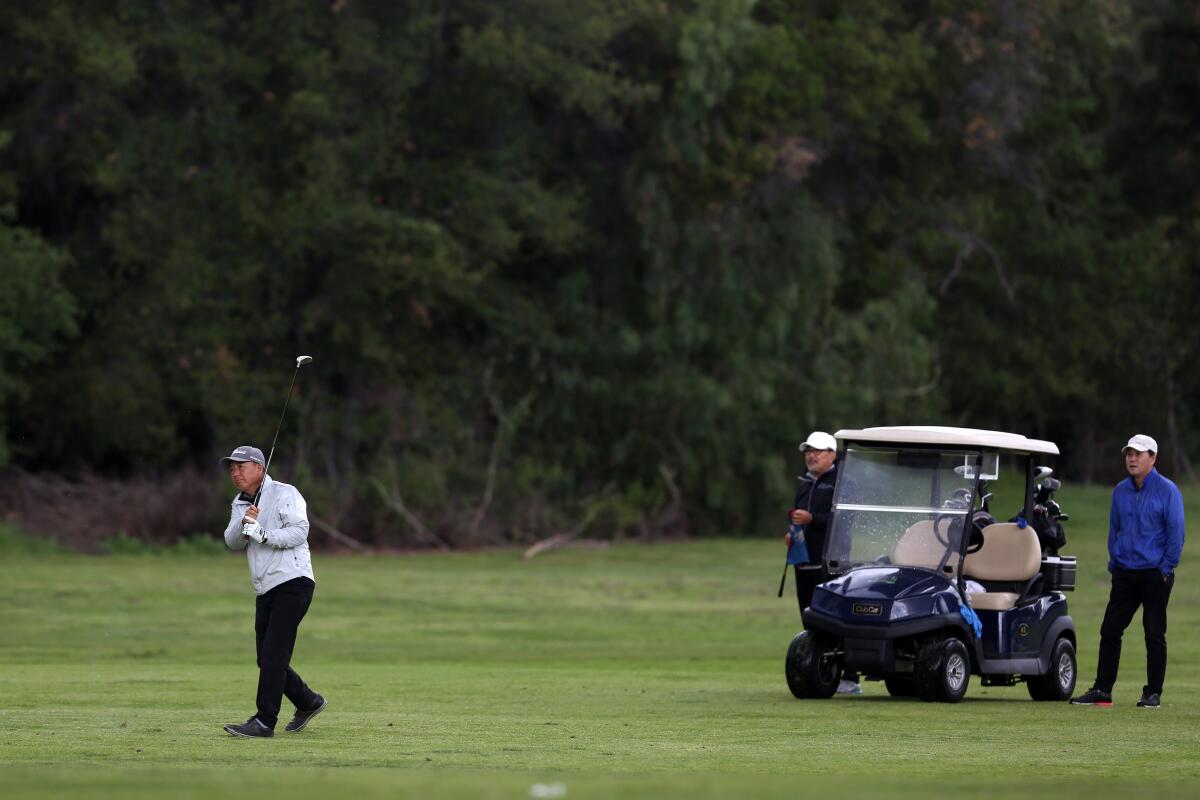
[296,355,313,367]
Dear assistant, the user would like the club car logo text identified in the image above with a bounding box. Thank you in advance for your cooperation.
[852,603,883,616]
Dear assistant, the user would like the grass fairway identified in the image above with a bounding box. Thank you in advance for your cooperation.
[1,484,1197,798]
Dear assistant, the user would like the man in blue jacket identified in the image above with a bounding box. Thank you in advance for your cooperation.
[1071,434,1185,708]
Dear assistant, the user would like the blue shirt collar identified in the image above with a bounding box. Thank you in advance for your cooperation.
[1130,466,1159,491]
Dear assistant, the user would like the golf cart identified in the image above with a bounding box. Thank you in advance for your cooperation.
[785,426,1077,703]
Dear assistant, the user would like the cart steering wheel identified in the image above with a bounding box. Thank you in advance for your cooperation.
[932,491,970,547]
[932,489,971,572]
[931,513,955,548]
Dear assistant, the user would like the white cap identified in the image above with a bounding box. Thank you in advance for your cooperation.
[800,431,837,452]
[1122,434,1158,454]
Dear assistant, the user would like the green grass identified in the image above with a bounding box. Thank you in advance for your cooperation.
[1,483,1197,798]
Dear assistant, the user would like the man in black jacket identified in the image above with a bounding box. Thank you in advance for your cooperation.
[785,431,859,694]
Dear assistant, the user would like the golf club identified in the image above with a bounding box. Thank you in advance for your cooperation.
[249,355,313,511]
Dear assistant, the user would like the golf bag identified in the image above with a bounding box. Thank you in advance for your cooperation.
[1023,473,1069,556]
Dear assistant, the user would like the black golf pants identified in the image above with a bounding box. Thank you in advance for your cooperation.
[793,565,824,622]
[1094,567,1174,695]
[254,576,319,729]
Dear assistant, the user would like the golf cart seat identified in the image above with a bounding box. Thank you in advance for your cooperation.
[892,520,959,576]
[963,523,1041,610]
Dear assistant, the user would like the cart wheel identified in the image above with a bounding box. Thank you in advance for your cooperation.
[915,636,970,703]
[884,676,918,697]
[785,631,841,699]
[1026,637,1076,701]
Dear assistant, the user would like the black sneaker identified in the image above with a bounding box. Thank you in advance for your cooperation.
[284,694,327,733]
[223,717,273,738]
[1069,687,1113,706]
[1137,692,1161,708]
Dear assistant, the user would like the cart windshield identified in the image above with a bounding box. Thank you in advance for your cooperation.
[825,446,979,574]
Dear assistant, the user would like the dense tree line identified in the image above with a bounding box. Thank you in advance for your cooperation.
[1,1,1197,546]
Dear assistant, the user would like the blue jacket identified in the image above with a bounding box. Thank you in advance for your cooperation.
[1108,468,1185,576]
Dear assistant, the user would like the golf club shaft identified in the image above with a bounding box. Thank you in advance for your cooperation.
[251,360,307,509]
[777,560,789,598]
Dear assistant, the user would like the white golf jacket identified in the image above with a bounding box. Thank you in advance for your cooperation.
[223,475,315,595]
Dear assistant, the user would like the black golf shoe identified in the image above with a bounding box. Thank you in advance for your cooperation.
[1137,692,1161,708]
[224,717,274,738]
[284,694,327,733]
[1069,687,1113,706]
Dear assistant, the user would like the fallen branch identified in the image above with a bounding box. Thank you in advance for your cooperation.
[308,513,366,552]
[522,486,612,560]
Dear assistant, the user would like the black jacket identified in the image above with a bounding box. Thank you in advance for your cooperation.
[791,463,838,565]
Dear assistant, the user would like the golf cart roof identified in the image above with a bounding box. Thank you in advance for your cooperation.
[834,426,1059,456]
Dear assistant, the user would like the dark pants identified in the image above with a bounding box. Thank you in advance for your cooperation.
[794,565,824,621]
[1094,568,1174,695]
[255,576,319,729]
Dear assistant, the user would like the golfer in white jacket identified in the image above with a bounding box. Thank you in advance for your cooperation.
[220,445,326,738]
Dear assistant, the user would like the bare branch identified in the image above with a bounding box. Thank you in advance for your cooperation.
[937,245,969,296]
[470,364,533,541]
[370,476,451,551]
[657,463,683,510]
[1165,370,1195,481]
[470,364,502,540]
[935,224,1014,305]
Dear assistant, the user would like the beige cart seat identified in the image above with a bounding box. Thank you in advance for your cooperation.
[962,522,1041,611]
[892,519,960,576]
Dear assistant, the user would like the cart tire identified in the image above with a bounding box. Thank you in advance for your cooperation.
[1026,637,1076,701]
[915,636,970,703]
[785,631,841,699]
[884,677,918,697]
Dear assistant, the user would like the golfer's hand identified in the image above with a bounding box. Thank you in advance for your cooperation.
[244,506,260,522]
[790,509,813,526]
[241,520,266,544]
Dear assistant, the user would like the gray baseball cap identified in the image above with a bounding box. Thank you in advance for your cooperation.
[220,445,265,467]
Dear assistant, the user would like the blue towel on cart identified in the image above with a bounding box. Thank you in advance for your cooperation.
[960,603,982,638]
